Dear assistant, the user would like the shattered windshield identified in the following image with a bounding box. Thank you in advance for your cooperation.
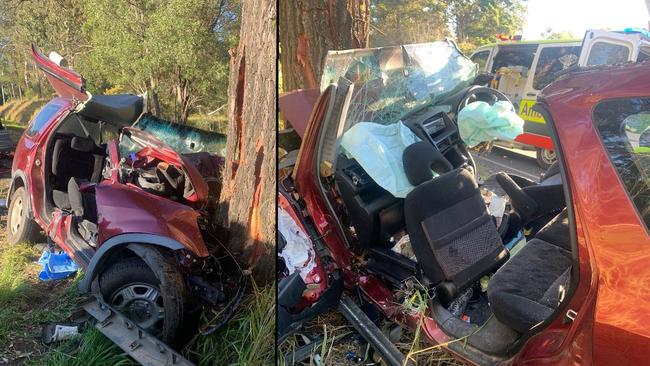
[320,41,478,129]
[134,115,227,155]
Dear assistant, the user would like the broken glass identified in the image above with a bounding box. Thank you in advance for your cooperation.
[320,41,478,130]
[135,115,227,155]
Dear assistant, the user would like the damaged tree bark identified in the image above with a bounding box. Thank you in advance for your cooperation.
[279,0,369,91]
[216,0,276,282]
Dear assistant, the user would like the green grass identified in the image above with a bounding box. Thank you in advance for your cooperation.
[0,243,81,361]
[0,240,275,365]
[28,328,135,366]
[189,281,276,366]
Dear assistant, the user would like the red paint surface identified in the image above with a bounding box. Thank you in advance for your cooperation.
[13,97,212,265]
[31,45,88,102]
[515,132,554,150]
[13,98,72,228]
[125,127,209,207]
[93,181,209,257]
[292,86,355,284]
[542,61,650,365]
[279,88,321,138]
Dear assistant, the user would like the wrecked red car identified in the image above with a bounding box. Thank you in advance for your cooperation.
[7,46,242,344]
[278,41,650,365]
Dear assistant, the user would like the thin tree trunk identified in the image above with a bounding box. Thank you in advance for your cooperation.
[216,0,276,282]
[149,76,161,117]
[279,0,369,92]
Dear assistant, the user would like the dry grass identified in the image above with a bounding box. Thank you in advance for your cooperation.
[279,309,462,366]
[0,99,48,125]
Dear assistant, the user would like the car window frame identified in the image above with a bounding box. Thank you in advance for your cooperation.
[470,50,491,72]
[531,45,581,91]
[24,99,69,138]
[592,96,650,232]
[586,41,631,66]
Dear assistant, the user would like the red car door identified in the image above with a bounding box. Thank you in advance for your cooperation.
[30,44,89,102]
[16,99,71,227]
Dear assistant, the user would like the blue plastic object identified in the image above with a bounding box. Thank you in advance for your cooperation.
[37,250,79,281]
[622,28,650,38]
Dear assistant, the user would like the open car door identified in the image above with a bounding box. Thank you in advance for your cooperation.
[31,44,90,103]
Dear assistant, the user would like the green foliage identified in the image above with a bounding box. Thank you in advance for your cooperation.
[541,28,576,40]
[0,243,81,350]
[0,0,239,123]
[29,328,136,366]
[448,0,528,49]
[369,0,527,51]
[370,0,448,47]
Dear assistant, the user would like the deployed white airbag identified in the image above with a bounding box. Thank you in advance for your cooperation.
[458,101,525,147]
[340,121,423,198]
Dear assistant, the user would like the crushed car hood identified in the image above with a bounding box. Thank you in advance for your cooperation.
[121,127,211,206]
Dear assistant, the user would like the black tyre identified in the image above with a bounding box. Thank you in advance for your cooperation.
[99,256,186,343]
[536,148,556,170]
[7,186,41,244]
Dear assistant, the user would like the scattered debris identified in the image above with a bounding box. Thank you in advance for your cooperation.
[36,250,79,281]
[42,323,81,344]
[391,233,416,262]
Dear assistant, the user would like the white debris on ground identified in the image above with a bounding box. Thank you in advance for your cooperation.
[278,206,316,280]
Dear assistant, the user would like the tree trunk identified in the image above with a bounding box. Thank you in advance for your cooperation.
[279,0,369,91]
[216,0,276,282]
[149,76,161,117]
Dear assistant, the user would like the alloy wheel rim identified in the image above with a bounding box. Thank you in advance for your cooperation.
[110,283,165,333]
[10,197,23,234]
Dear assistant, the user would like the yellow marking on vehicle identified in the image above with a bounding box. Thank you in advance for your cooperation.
[518,99,545,123]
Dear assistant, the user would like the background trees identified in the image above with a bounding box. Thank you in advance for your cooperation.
[0,0,239,124]
[279,0,528,91]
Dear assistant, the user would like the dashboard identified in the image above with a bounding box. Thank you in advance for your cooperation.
[401,106,468,168]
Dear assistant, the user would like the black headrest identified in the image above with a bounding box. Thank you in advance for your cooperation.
[71,136,95,152]
[403,141,454,186]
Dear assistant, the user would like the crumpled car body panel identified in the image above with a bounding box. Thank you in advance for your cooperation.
[94,181,209,257]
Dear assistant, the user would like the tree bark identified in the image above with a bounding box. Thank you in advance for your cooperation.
[149,76,161,117]
[216,0,276,282]
[279,0,369,91]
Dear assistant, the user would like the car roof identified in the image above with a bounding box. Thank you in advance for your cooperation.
[542,60,650,127]
[79,94,144,127]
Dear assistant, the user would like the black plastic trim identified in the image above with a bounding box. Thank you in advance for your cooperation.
[78,233,185,292]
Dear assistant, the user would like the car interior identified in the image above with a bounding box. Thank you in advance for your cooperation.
[42,94,195,248]
[315,80,573,357]
[45,113,111,246]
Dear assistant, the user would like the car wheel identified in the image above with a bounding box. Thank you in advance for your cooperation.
[99,256,185,343]
[536,148,556,170]
[7,186,41,244]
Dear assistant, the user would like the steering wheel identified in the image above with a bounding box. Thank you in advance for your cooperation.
[456,86,511,114]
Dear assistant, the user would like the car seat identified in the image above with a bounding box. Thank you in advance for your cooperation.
[51,135,105,210]
[403,141,508,300]
[488,209,571,333]
[67,177,98,245]
[495,161,566,234]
